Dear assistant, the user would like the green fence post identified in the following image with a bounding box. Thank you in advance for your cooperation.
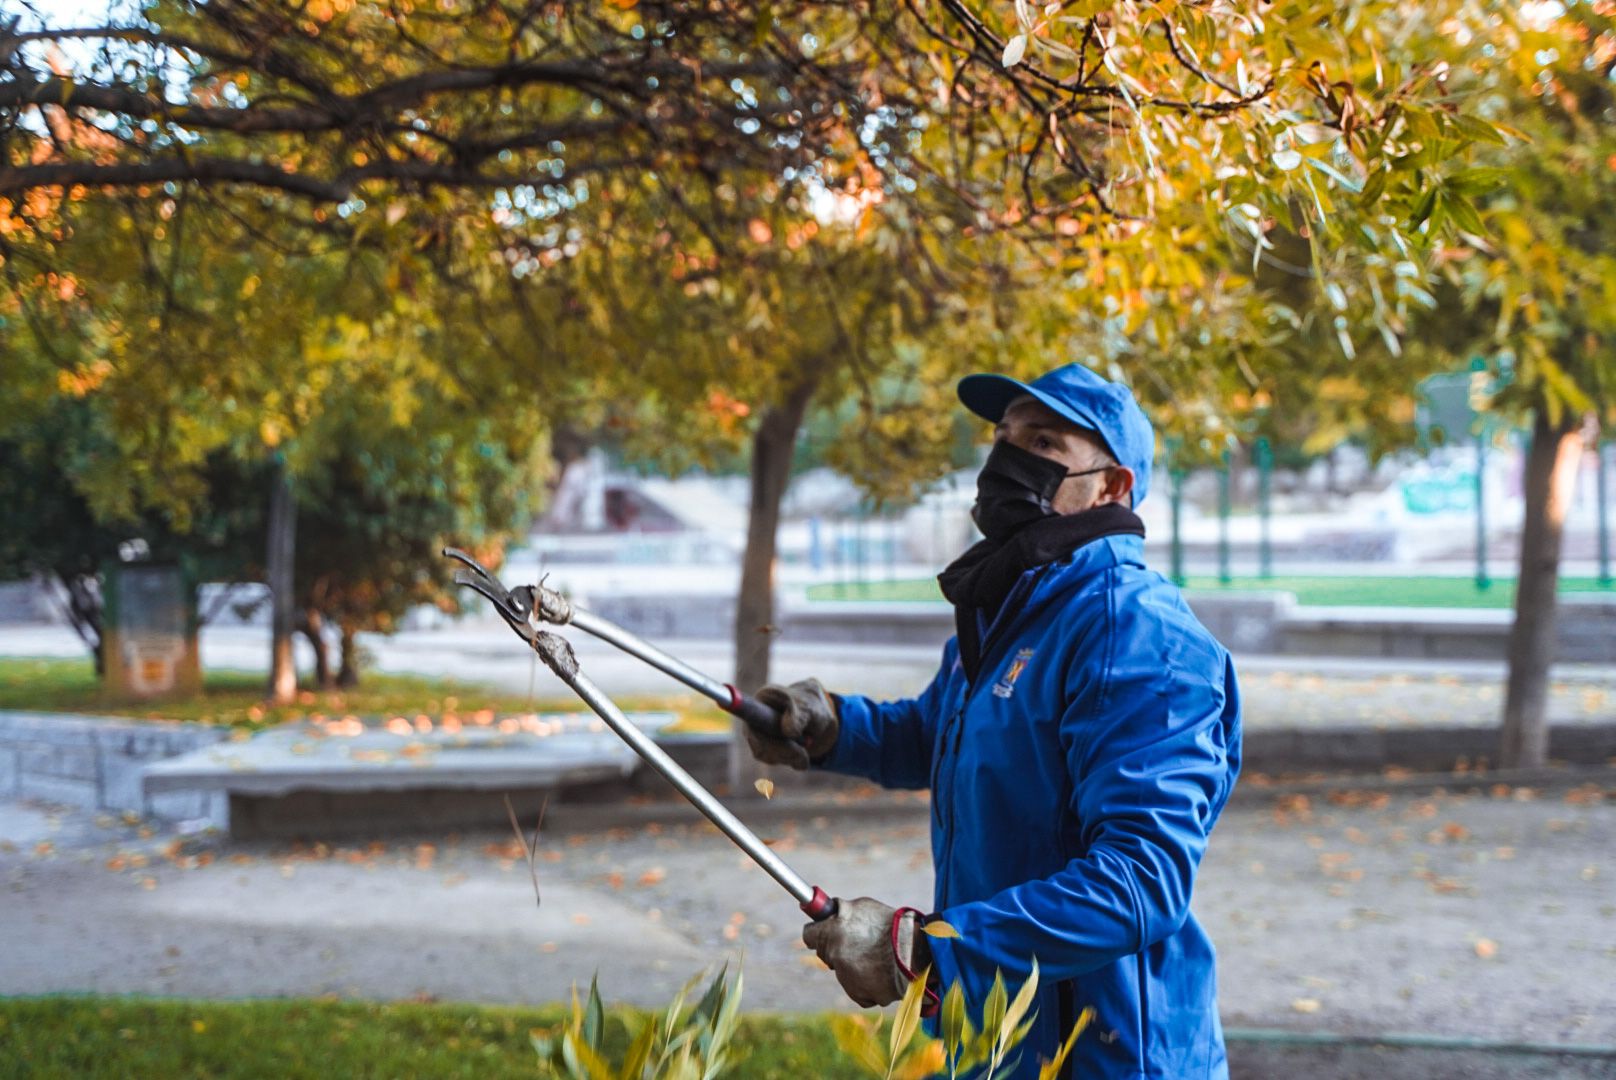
[1599,437,1611,588]
[1167,437,1186,588]
[1475,421,1491,591]
[1256,436,1273,580]
[1218,448,1232,586]
[1469,357,1491,592]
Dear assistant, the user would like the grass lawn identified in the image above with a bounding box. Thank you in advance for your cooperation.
[0,657,731,734]
[807,574,1616,609]
[0,995,863,1079]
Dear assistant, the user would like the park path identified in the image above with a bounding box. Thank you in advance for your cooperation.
[3,774,1613,1048]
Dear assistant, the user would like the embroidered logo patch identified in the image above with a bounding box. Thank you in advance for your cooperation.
[992,648,1036,699]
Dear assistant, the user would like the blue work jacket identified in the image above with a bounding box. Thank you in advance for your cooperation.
[819,533,1241,1079]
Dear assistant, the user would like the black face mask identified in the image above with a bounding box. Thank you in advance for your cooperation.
[971,441,1112,542]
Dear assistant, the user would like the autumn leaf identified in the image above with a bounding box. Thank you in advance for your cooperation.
[754,778,775,800]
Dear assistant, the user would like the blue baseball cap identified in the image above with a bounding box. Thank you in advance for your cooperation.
[958,362,1155,507]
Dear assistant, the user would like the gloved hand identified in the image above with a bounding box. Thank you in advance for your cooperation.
[802,897,931,1009]
[744,677,840,770]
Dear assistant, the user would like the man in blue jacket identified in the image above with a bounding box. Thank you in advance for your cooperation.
[746,362,1242,1079]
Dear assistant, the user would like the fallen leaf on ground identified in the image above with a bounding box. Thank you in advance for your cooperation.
[637,867,666,886]
[1291,998,1322,1014]
[1474,938,1498,959]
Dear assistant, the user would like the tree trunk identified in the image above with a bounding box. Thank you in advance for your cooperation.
[1499,407,1588,769]
[266,458,298,704]
[301,609,333,689]
[728,376,818,792]
[337,623,361,688]
[53,572,106,676]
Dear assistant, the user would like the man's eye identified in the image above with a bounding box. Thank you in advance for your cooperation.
[1034,436,1052,450]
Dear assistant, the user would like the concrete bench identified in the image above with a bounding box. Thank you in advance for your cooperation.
[143,712,674,839]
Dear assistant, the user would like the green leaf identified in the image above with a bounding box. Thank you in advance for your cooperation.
[1409,186,1439,229]
[982,971,1008,1048]
[585,975,606,1051]
[690,964,729,1031]
[941,981,967,1073]
[1442,191,1487,236]
[1448,113,1508,146]
[993,961,1039,1071]
[1446,168,1510,198]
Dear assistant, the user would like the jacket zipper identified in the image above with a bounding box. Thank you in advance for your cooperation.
[934,568,1049,910]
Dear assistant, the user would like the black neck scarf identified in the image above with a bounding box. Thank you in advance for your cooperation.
[937,502,1146,682]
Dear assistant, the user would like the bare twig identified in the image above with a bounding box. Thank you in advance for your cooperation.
[503,792,549,908]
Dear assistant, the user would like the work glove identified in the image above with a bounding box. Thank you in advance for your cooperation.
[802,897,934,1010]
[745,677,840,770]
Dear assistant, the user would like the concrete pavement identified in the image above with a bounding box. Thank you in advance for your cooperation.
[3,773,1613,1052]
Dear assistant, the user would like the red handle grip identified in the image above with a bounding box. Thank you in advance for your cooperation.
[800,886,837,921]
[724,683,786,740]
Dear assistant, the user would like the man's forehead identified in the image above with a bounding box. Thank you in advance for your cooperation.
[998,395,1083,432]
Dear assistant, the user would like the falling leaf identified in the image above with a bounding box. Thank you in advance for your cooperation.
[921,920,960,940]
[754,778,775,800]
[1473,938,1498,959]
[1291,998,1322,1014]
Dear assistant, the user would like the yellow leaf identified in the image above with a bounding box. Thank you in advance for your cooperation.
[921,920,960,939]
[754,778,775,799]
[890,964,929,1062]
[1292,998,1322,1014]
[1040,1006,1094,1079]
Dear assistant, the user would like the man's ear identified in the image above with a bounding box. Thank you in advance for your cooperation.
[1097,466,1135,507]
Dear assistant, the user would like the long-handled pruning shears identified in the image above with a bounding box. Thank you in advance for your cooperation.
[443,548,837,921]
